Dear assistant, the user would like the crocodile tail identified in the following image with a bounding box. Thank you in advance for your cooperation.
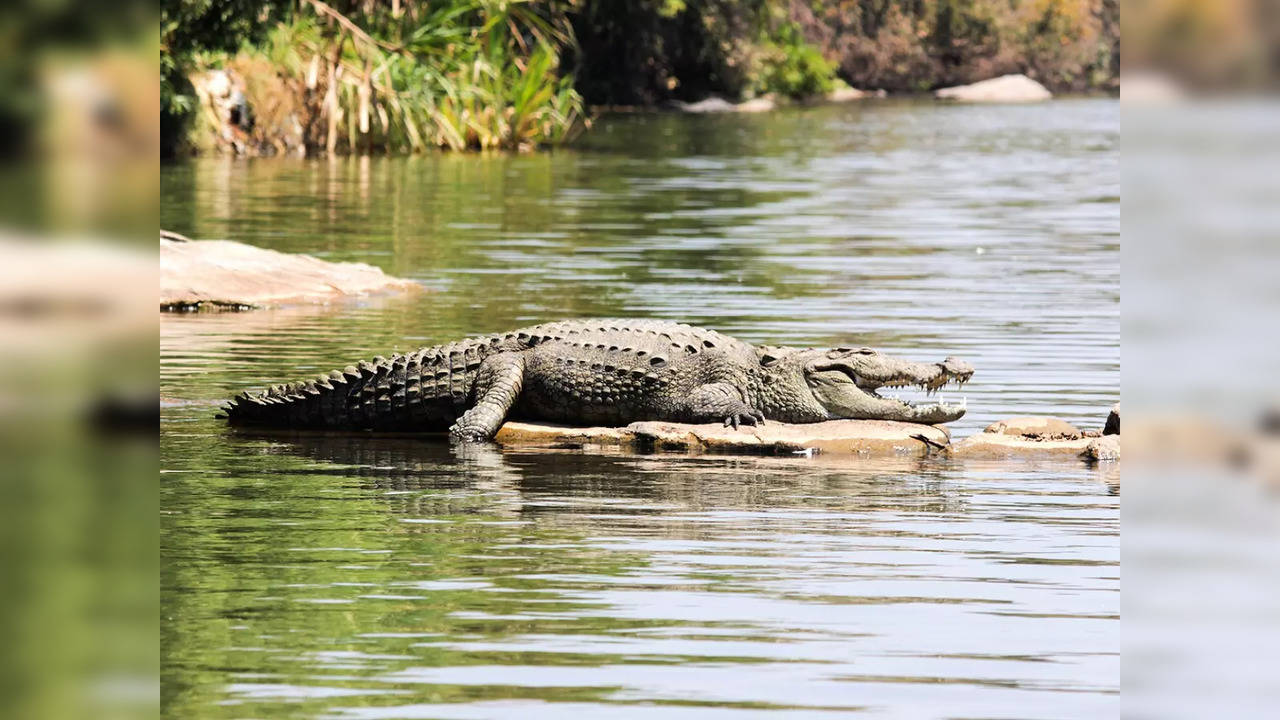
[220,364,368,429]
[220,334,509,430]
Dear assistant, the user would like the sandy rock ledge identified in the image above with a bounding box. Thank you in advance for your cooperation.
[949,414,1119,462]
[949,432,1095,459]
[161,232,420,310]
[494,419,951,457]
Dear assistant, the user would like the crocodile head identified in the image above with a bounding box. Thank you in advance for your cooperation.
[758,346,974,424]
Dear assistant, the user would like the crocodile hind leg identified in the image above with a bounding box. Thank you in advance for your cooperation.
[450,353,525,442]
[685,382,766,430]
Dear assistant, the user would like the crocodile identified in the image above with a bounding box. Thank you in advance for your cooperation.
[220,319,974,440]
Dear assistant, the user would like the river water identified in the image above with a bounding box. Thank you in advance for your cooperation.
[161,99,1118,718]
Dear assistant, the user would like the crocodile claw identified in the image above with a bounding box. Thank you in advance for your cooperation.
[724,409,766,430]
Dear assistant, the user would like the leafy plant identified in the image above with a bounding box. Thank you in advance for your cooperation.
[751,22,838,99]
[167,0,588,155]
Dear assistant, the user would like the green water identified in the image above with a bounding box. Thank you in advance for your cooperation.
[161,99,1118,718]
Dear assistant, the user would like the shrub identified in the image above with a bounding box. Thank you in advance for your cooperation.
[166,0,589,155]
[751,22,838,99]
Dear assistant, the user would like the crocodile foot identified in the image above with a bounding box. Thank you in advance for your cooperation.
[723,409,766,430]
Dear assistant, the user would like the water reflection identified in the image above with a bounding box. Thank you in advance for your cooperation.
[163,430,1116,719]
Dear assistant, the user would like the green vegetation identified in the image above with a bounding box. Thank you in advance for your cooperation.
[161,0,588,156]
[795,0,1119,94]
[751,22,838,99]
[571,0,1117,103]
[161,1,1119,156]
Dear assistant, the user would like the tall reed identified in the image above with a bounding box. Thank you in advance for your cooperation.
[193,0,588,154]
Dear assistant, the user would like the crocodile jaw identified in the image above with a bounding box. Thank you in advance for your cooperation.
[806,368,969,424]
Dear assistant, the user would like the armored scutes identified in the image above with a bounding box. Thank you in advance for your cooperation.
[221,319,974,440]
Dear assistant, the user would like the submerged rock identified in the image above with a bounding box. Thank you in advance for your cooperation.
[161,232,420,310]
[935,74,1052,103]
[494,419,950,457]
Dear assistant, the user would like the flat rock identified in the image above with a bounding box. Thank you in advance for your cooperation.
[670,97,738,113]
[825,87,886,102]
[984,416,1084,440]
[671,96,776,114]
[494,419,950,456]
[950,415,1098,460]
[1120,72,1184,105]
[492,422,637,448]
[828,87,867,102]
[161,233,420,309]
[935,74,1051,103]
[949,432,1093,459]
[735,97,777,113]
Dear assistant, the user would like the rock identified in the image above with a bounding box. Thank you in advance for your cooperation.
[190,68,253,154]
[735,97,776,113]
[1120,72,1185,105]
[160,233,420,310]
[826,87,885,102]
[828,87,866,102]
[984,416,1084,440]
[948,415,1092,459]
[935,74,1052,103]
[671,96,776,114]
[949,432,1092,459]
[1103,403,1120,435]
[1263,407,1280,436]
[631,419,949,455]
[671,97,738,113]
[0,233,155,339]
[491,422,635,449]
[1083,435,1121,462]
[203,69,231,99]
[494,419,950,457]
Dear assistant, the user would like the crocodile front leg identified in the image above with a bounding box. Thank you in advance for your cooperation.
[450,353,525,441]
[685,382,766,429]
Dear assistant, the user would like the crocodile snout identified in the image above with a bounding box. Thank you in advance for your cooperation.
[940,356,974,381]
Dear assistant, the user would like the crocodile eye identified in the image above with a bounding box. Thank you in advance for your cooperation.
[829,347,876,359]
[759,353,780,368]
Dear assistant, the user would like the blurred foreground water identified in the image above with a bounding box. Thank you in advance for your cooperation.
[160,99,1118,718]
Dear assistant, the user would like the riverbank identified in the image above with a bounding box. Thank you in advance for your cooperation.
[163,1,1118,157]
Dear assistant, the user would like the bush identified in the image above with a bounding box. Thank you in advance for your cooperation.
[164,0,589,155]
[751,23,838,99]
[808,0,1118,93]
